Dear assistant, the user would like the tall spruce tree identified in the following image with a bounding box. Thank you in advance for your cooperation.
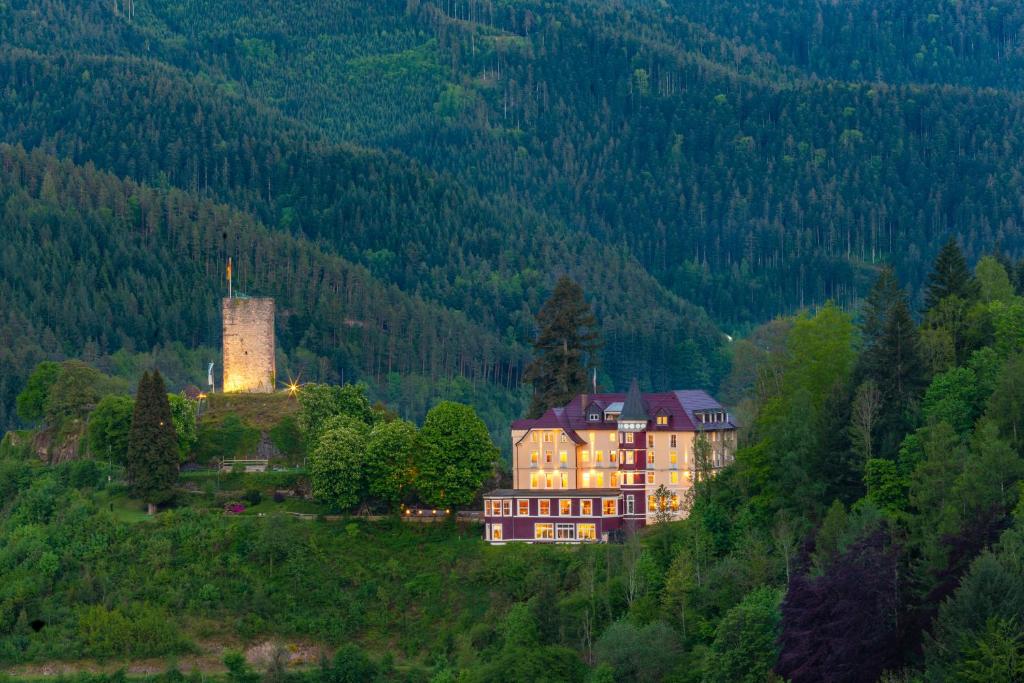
[863,297,927,458]
[523,277,601,418]
[861,267,902,349]
[924,238,980,312]
[125,370,180,514]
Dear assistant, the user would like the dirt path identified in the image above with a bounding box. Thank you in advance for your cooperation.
[4,639,328,678]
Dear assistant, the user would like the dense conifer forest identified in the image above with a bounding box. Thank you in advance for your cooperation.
[3,0,1024,430]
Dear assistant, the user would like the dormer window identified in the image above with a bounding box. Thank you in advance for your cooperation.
[589,412,601,421]
[656,414,669,426]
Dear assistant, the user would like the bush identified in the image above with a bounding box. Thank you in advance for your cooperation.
[194,414,261,463]
[243,489,263,506]
[273,491,286,503]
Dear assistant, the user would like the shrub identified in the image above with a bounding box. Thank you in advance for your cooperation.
[273,491,286,503]
[194,414,260,463]
[243,489,263,506]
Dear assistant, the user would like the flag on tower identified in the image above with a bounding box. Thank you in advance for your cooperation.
[226,257,232,298]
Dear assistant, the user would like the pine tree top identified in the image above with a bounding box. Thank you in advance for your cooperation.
[925,238,980,312]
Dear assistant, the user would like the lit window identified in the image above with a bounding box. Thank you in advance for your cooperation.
[670,451,677,465]
[582,473,590,487]
[560,450,568,464]
[610,472,618,487]
[535,523,554,540]
[560,433,568,443]
[577,523,597,541]
[670,435,677,447]
[529,473,538,489]
[545,451,552,463]
[625,432,634,444]
[595,472,604,487]
[671,471,679,484]
[610,432,617,442]
[485,500,495,515]
[657,415,669,425]
[625,450,635,465]
[646,472,655,484]
[556,523,576,540]
[530,451,538,464]
[671,495,680,511]
[544,432,554,443]
[518,500,529,516]
[647,452,655,465]
[559,499,571,515]
[582,449,590,463]
[648,495,656,510]
[502,500,512,516]
[490,524,502,541]
[530,432,538,443]
[545,473,554,488]
[539,499,551,516]
[648,434,654,447]
[560,472,568,488]
[596,450,603,463]
[610,450,618,463]
[602,498,617,516]
[581,500,593,515]
[626,496,635,515]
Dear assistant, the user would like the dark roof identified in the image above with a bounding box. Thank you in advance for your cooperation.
[619,378,648,421]
[511,388,736,433]
[484,488,622,498]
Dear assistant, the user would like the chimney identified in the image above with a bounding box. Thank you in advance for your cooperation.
[581,393,588,412]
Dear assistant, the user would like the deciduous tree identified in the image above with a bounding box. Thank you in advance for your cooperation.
[415,401,497,508]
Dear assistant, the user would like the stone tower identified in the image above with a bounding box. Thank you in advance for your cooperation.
[222,297,276,393]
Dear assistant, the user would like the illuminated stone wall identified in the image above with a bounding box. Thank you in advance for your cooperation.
[222,297,276,393]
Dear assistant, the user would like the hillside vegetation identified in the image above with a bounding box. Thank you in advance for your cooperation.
[4,0,1024,430]
[3,244,1024,680]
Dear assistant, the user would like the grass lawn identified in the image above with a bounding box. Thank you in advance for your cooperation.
[201,392,299,430]
[92,489,153,523]
[238,497,329,515]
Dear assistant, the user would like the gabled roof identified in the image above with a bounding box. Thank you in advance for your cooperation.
[512,388,736,435]
[512,406,586,444]
[618,378,648,421]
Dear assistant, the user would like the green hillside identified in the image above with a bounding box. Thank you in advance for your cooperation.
[2,248,1024,680]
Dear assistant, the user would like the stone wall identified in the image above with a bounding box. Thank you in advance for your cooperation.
[222,297,276,393]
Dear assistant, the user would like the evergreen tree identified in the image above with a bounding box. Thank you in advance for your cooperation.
[125,371,180,514]
[861,266,902,349]
[863,297,927,458]
[925,238,980,312]
[523,277,601,418]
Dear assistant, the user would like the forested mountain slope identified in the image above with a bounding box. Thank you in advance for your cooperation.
[0,45,727,428]
[663,0,1024,89]
[0,145,532,431]
[3,0,1024,428]
[9,0,1020,323]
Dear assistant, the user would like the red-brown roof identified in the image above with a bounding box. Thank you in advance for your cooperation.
[511,389,734,435]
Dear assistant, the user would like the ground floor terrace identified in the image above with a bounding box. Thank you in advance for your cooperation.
[483,488,650,544]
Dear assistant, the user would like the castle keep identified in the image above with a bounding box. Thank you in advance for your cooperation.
[222,297,276,393]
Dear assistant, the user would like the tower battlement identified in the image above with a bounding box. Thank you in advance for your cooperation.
[222,297,275,393]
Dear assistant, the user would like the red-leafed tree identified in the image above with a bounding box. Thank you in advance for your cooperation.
[776,528,901,683]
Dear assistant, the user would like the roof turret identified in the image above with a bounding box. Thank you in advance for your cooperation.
[618,378,648,422]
